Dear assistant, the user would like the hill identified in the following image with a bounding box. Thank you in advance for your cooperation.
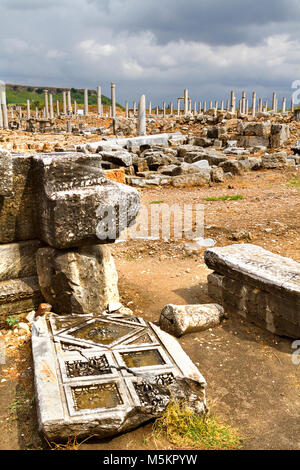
[5,84,121,109]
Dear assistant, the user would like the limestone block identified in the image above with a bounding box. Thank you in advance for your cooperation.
[0,149,13,197]
[261,152,288,169]
[33,153,140,249]
[205,244,300,337]
[36,244,119,315]
[160,304,224,337]
[171,172,211,187]
[270,124,290,148]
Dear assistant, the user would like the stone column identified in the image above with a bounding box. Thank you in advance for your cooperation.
[111,82,116,118]
[226,99,229,111]
[49,94,54,120]
[62,91,67,115]
[44,89,49,119]
[1,87,8,129]
[198,101,202,113]
[220,100,224,111]
[0,105,3,128]
[67,90,72,114]
[282,97,286,113]
[156,106,159,116]
[133,101,137,115]
[258,98,262,112]
[162,101,166,118]
[241,91,246,114]
[230,90,235,113]
[203,101,207,113]
[35,107,39,119]
[125,101,129,118]
[109,106,112,118]
[184,89,188,116]
[291,96,294,112]
[252,92,256,118]
[170,102,173,116]
[264,100,268,112]
[214,100,218,110]
[97,86,102,116]
[177,99,181,116]
[56,100,60,116]
[193,101,197,114]
[137,94,146,136]
[188,98,192,112]
[27,100,31,119]
[84,89,88,116]
[209,100,213,109]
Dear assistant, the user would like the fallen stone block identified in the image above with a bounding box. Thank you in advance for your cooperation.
[261,152,289,169]
[99,151,133,167]
[32,313,206,441]
[159,304,224,337]
[172,161,210,176]
[33,153,140,249]
[171,172,211,187]
[205,244,300,337]
[270,124,290,148]
[36,244,119,315]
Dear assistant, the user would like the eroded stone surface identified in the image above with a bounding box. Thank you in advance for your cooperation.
[32,313,206,440]
[205,244,300,337]
[36,244,119,314]
[160,303,224,337]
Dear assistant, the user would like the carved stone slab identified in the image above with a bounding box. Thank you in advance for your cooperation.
[32,313,206,440]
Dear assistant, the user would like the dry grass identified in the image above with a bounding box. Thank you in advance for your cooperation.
[152,401,243,450]
[44,434,96,450]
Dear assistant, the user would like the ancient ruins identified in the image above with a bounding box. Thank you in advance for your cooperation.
[0,80,299,449]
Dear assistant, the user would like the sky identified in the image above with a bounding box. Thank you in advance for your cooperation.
[1,0,300,106]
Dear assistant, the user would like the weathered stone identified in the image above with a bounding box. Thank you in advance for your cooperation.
[171,172,211,187]
[159,304,224,337]
[0,277,43,323]
[36,244,119,315]
[172,161,210,176]
[32,313,206,440]
[242,122,271,137]
[99,151,133,167]
[238,136,270,148]
[0,149,13,197]
[0,240,44,322]
[205,244,300,337]
[211,167,224,182]
[261,152,288,169]
[219,160,244,175]
[270,124,290,148]
[33,153,140,249]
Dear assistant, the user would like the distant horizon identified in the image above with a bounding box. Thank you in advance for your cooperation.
[1,1,299,107]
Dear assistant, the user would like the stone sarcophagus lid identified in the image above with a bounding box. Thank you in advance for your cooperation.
[32,312,206,440]
[205,244,300,338]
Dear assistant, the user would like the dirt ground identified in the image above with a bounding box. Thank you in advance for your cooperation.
[0,167,299,450]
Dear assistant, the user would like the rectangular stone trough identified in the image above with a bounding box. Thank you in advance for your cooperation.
[205,244,300,337]
[32,312,206,441]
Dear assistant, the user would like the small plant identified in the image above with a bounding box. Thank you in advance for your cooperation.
[288,177,300,191]
[202,194,244,201]
[150,200,165,204]
[45,434,96,450]
[152,401,243,450]
[6,315,20,329]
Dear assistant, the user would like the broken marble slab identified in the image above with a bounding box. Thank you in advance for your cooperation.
[32,313,206,441]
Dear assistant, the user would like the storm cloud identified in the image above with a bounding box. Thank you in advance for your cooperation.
[0,0,299,105]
